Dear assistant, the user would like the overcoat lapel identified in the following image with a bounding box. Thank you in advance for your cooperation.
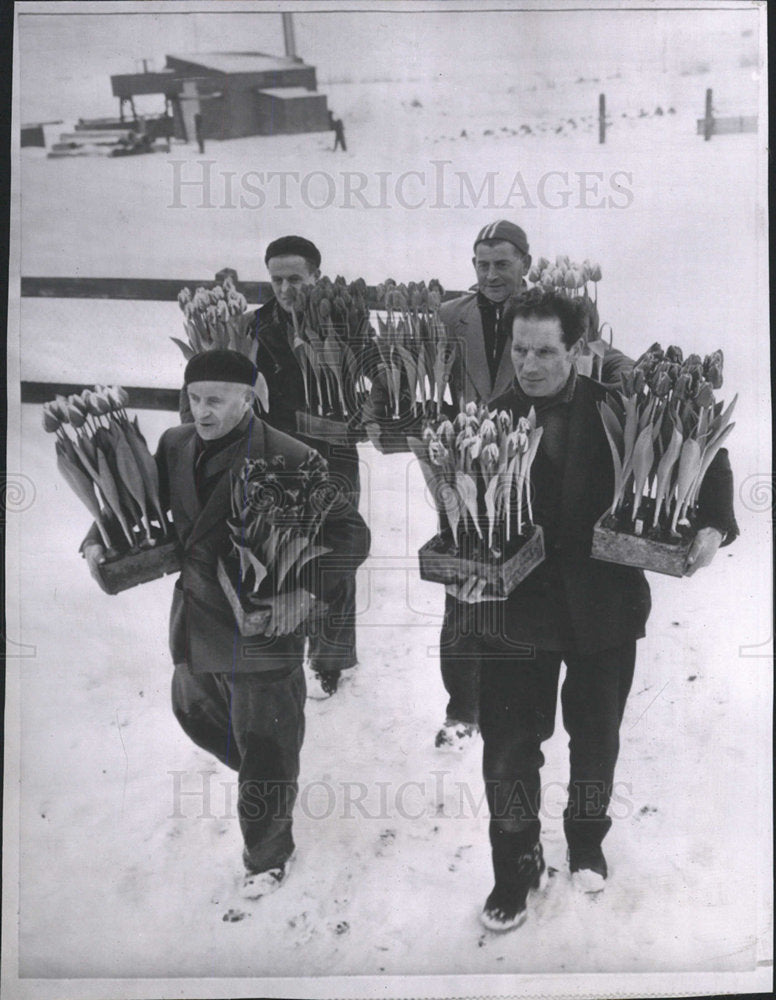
[559,379,609,534]
[459,299,492,403]
[188,419,268,546]
[175,432,201,533]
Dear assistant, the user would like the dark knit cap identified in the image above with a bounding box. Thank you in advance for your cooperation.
[473,220,530,256]
[264,235,322,269]
[184,349,257,387]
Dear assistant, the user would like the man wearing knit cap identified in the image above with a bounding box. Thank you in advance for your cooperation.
[84,349,370,900]
[250,235,363,700]
[434,220,634,752]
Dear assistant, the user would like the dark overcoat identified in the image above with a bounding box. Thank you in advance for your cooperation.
[157,417,370,674]
[474,375,737,655]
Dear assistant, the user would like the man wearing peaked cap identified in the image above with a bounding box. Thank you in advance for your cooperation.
[434,222,634,754]
[85,348,370,901]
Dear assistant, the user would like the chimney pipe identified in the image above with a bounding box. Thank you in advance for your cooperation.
[282,12,297,59]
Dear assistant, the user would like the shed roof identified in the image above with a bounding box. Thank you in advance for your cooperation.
[256,87,321,99]
[167,52,308,74]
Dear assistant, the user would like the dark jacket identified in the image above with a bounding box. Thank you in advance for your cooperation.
[473,375,738,655]
[85,416,371,674]
[252,299,362,484]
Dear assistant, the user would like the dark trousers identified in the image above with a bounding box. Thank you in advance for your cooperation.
[171,661,306,873]
[307,445,360,673]
[479,641,636,879]
[439,593,481,725]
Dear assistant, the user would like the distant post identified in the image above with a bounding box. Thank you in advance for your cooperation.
[704,88,714,141]
[599,93,606,144]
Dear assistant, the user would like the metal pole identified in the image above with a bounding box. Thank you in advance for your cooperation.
[282,12,297,59]
[599,93,606,144]
[704,88,713,141]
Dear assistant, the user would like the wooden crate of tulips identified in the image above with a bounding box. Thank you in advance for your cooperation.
[527,255,612,380]
[174,277,270,411]
[593,344,735,576]
[362,279,457,454]
[283,277,371,446]
[409,404,545,598]
[44,386,180,595]
[217,452,338,636]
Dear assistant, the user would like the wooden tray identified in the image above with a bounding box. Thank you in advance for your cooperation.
[295,411,366,445]
[591,513,693,577]
[97,540,181,595]
[418,525,545,598]
[217,557,327,636]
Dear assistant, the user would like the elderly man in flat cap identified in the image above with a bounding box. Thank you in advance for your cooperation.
[436,220,633,752]
[247,235,364,700]
[85,350,370,899]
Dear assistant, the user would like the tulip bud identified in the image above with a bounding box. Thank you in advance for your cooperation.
[42,406,60,433]
[685,354,702,369]
[480,418,497,444]
[564,270,577,290]
[556,254,570,269]
[706,363,723,390]
[527,266,540,283]
[665,345,683,364]
[465,401,477,417]
[695,381,715,409]
[422,425,435,442]
[633,370,646,394]
[653,372,671,398]
[537,256,550,271]
[481,442,500,467]
[429,439,449,465]
[497,410,512,433]
[540,271,555,289]
[588,262,602,281]
[67,405,86,428]
[453,412,467,432]
[437,419,455,444]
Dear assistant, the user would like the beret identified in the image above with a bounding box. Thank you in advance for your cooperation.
[473,220,529,256]
[264,235,322,269]
[184,349,257,387]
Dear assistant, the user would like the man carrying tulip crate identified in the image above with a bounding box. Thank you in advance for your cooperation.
[435,220,634,752]
[444,288,737,932]
[84,350,370,900]
[252,235,365,700]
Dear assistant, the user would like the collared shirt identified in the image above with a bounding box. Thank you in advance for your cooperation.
[476,292,508,384]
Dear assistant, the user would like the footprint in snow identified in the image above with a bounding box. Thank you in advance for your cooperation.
[222,908,249,922]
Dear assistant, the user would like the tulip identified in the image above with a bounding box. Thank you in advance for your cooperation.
[556,254,570,269]
[437,419,455,444]
[537,256,550,271]
[540,271,555,289]
[465,401,478,417]
[665,345,683,364]
[42,406,61,433]
[480,418,497,444]
[588,262,602,282]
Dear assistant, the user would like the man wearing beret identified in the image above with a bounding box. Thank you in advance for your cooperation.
[435,220,634,752]
[249,235,363,700]
[446,289,736,931]
[85,350,371,898]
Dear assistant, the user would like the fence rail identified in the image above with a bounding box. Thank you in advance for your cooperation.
[19,274,469,410]
[20,276,467,307]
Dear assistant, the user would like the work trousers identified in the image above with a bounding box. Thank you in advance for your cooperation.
[171,661,306,873]
[439,593,481,726]
[479,641,637,880]
[306,444,360,674]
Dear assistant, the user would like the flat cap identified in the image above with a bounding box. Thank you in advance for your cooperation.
[184,349,257,387]
[264,235,322,269]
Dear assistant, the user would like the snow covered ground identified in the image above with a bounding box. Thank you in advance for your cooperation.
[5,4,772,998]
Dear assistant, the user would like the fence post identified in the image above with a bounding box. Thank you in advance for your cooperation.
[704,88,714,141]
[599,93,606,144]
